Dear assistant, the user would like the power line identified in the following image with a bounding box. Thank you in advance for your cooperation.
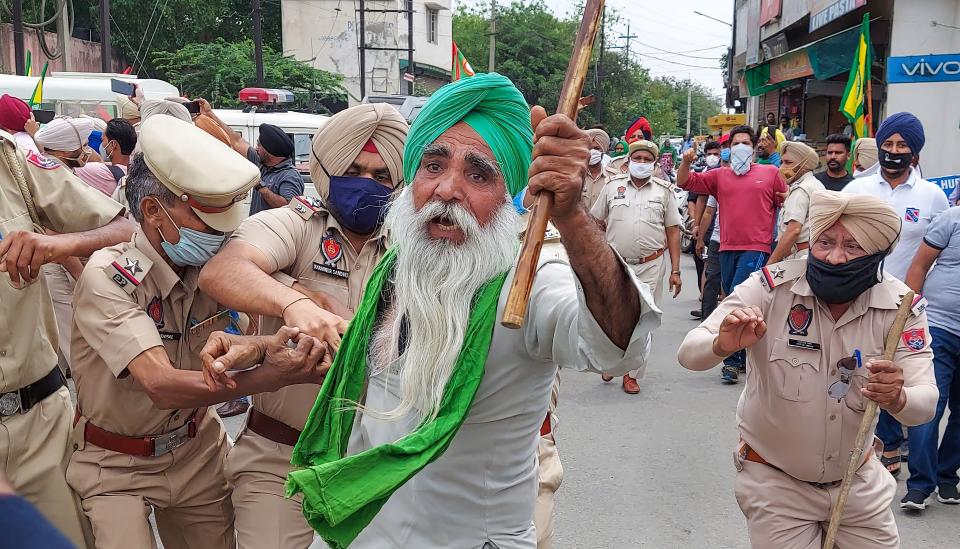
[633,48,720,69]
[634,40,720,60]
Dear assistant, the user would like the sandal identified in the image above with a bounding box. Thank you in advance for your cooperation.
[881,451,901,478]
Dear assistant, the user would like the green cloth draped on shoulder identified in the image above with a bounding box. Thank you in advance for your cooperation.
[286,246,507,549]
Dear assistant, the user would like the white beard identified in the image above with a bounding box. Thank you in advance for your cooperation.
[365,186,520,423]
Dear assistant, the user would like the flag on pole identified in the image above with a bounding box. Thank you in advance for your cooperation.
[839,13,872,139]
[24,50,32,77]
[28,62,49,107]
[451,42,475,82]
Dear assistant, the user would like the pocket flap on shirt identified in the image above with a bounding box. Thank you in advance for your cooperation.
[769,337,822,372]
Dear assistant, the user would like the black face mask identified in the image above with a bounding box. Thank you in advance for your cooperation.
[806,252,885,304]
[878,150,913,171]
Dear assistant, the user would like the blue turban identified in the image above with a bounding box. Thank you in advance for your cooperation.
[403,73,533,197]
[876,112,925,154]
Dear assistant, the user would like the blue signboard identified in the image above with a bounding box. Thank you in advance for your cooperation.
[888,53,960,84]
[928,174,959,199]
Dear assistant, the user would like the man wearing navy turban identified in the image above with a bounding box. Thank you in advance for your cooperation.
[206,73,660,548]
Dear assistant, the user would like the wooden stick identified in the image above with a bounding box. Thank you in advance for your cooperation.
[501,0,606,329]
[823,290,914,549]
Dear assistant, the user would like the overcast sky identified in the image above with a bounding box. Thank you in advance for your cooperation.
[458,0,734,98]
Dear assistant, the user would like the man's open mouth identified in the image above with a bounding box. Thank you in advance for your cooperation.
[431,215,460,232]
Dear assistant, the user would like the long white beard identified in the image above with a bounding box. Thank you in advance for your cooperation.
[366,186,520,423]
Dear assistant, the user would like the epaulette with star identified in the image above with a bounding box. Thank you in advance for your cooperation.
[651,176,673,189]
[105,248,153,295]
[758,258,805,291]
[289,195,325,220]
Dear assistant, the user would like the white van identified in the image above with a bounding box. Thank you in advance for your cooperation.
[0,72,179,120]
[213,109,329,197]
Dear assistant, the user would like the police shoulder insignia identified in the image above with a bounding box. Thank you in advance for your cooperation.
[289,195,323,220]
[910,294,928,317]
[106,248,152,295]
[759,259,804,291]
[901,328,926,352]
[25,150,60,170]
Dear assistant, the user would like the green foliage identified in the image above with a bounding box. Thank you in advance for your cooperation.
[152,39,344,108]
[453,1,722,137]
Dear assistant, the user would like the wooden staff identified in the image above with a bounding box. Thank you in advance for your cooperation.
[823,290,914,549]
[501,0,606,329]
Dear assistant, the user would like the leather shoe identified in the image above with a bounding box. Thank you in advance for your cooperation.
[216,397,250,418]
[622,376,640,394]
[601,374,613,382]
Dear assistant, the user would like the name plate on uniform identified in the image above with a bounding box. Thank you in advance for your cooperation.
[313,261,349,279]
[788,339,821,351]
[159,332,182,341]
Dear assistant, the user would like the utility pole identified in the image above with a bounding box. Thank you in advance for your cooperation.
[407,0,415,94]
[618,21,637,61]
[100,0,111,72]
[59,0,73,71]
[685,84,692,136]
[13,0,24,75]
[488,0,496,72]
[252,0,265,86]
[595,7,604,122]
[359,0,366,99]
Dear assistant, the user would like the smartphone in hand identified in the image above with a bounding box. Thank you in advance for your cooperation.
[110,78,136,97]
[32,110,55,124]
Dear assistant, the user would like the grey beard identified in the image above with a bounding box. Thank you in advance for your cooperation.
[363,186,520,423]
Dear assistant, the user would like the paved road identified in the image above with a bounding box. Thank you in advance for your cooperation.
[550,254,955,548]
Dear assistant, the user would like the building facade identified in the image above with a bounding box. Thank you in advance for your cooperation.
[281,0,452,105]
[727,0,960,194]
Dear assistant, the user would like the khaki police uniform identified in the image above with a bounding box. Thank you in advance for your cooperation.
[581,166,609,211]
[0,130,123,548]
[679,258,938,549]
[225,198,388,549]
[779,172,825,258]
[65,115,259,549]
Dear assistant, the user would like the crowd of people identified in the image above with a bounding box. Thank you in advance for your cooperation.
[0,71,957,549]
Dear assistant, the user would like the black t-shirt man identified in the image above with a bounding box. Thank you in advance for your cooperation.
[815,170,854,192]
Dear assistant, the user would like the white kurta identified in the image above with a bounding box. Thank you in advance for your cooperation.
[317,255,659,549]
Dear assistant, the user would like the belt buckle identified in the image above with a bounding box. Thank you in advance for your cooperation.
[0,392,23,416]
[152,423,192,456]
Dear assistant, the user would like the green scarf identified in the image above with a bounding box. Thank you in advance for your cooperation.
[286,246,507,549]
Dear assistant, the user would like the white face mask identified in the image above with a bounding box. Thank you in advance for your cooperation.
[730,143,754,175]
[629,161,655,180]
[589,150,603,166]
[705,154,720,168]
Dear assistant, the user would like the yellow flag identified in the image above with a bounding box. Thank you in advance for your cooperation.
[839,14,871,138]
[28,62,48,107]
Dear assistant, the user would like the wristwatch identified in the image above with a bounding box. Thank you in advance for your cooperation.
[254,183,265,191]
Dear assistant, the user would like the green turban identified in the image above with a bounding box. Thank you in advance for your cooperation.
[403,73,533,197]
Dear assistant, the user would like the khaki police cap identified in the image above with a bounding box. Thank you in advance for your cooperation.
[139,115,260,232]
[628,139,660,160]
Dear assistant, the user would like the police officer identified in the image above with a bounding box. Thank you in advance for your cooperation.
[198,102,408,549]
[679,191,938,548]
[66,116,329,549]
[767,141,825,264]
[582,128,611,210]
[0,127,132,548]
[591,139,682,394]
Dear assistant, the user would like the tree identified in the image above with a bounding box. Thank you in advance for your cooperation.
[152,39,344,109]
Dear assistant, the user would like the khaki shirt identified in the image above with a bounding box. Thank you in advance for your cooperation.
[591,175,681,260]
[779,171,825,244]
[0,132,123,393]
[230,199,388,430]
[71,231,231,436]
[678,258,938,483]
[581,166,608,210]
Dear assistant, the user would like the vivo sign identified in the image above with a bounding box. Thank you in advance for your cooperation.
[888,54,960,84]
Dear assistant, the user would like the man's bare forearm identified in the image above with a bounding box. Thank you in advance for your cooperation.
[257,187,290,208]
[200,254,304,318]
[666,225,681,272]
[554,208,640,349]
[60,215,134,257]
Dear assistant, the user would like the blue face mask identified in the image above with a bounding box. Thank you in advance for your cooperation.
[321,164,394,235]
[720,148,731,162]
[157,202,225,267]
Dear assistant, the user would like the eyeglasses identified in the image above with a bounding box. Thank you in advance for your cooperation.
[828,356,859,400]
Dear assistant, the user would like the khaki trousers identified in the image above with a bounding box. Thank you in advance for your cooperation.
[224,422,314,549]
[734,457,898,549]
[628,254,666,380]
[42,263,76,376]
[534,371,563,549]
[66,413,234,549]
[0,386,91,548]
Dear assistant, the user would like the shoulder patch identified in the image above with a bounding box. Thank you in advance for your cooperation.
[759,258,805,291]
[289,195,324,220]
[901,328,926,352]
[105,248,153,295]
[651,176,673,189]
[25,150,61,170]
[911,294,928,317]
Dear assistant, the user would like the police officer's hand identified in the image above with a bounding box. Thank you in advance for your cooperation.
[201,330,270,390]
[527,106,590,222]
[681,148,697,165]
[862,359,906,413]
[282,297,348,351]
[0,231,71,287]
[714,306,766,355]
[197,97,214,116]
[669,272,682,298]
[261,327,331,386]
[24,112,40,136]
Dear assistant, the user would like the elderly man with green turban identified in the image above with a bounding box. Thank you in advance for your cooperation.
[202,73,659,549]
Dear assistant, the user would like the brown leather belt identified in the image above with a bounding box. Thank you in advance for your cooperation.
[540,412,552,437]
[0,367,66,417]
[742,443,869,489]
[75,409,205,457]
[624,248,665,265]
[796,241,810,251]
[247,408,302,447]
